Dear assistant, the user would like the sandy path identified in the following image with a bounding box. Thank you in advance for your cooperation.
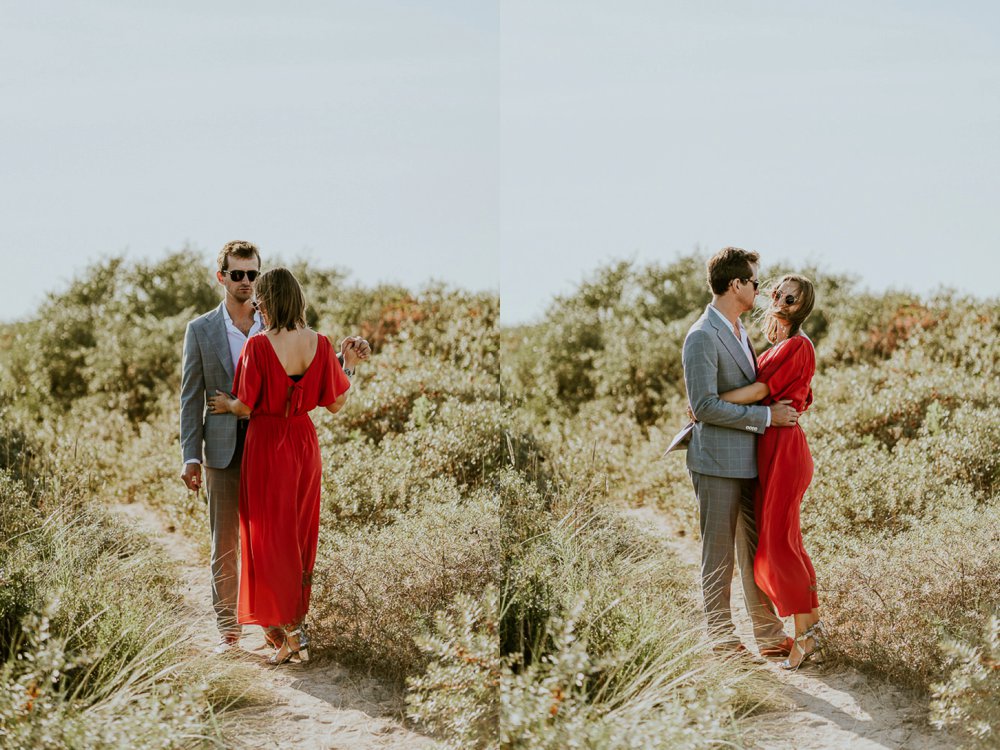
[623,505,953,750]
[112,501,435,750]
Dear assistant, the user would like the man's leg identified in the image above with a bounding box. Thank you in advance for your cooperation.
[735,479,785,647]
[690,470,742,645]
[205,460,241,640]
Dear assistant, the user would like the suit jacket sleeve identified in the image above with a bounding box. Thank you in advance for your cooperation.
[683,329,769,433]
[179,321,205,462]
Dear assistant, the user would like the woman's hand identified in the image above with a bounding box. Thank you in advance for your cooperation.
[686,404,697,423]
[207,390,235,415]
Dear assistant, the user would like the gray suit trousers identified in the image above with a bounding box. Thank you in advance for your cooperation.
[690,470,784,646]
[204,422,246,636]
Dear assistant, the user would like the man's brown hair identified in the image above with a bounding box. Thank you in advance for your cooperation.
[707,246,760,295]
[254,267,307,332]
[217,240,261,272]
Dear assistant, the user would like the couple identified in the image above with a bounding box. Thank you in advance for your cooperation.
[179,241,370,664]
[682,246,822,670]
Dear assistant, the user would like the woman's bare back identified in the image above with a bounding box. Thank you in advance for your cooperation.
[265,328,319,376]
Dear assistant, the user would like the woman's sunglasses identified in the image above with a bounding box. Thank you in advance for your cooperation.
[771,289,796,305]
[222,269,259,282]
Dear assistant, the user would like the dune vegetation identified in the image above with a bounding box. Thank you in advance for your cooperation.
[0,251,500,748]
[502,255,999,748]
[3,250,997,749]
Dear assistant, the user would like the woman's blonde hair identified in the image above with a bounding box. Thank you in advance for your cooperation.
[763,274,815,343]
[254,267,307,331]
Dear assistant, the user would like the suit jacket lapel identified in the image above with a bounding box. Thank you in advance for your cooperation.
[747,336,759,374]
[208,303,235,383]
[705,305,757,382]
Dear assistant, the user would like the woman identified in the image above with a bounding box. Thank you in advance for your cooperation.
[716,274,823,669]
[208,267,360,664]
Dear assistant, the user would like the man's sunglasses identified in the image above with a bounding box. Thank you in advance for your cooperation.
[739,277,760,291]
[772,289,796,305]
[222,270,259,282]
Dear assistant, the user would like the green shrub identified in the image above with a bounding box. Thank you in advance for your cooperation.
[500,598,762,750]
[816,505,1000,690]
[309,491,500,683]
[406,588,500,750]
[0,469,224,748]
[0,605,212,750]
[930,612,1000,748]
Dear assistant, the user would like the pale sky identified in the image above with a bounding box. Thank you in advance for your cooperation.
[1,1,498,321]
[4,3,997,325]
[500,1,1000,323]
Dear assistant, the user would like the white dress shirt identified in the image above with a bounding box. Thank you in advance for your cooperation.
[222,304,264,375]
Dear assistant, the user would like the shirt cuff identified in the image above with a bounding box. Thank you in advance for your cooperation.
[184,458,202,465]
[764,408,771,428]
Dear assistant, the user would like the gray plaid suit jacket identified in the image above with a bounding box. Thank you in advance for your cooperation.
[180,303,240,469]
[682,305,770,479]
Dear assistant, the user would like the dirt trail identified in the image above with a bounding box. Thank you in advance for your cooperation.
[112,501,434,750]
[624,505,952,750]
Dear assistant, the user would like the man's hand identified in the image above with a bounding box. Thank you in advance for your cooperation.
[769,399,800,427]
[181,463,202,491]
[340,336,372,370]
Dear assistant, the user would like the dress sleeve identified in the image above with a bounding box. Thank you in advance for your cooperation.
[757,337,812,401]
[233,336,263,409]
[317,335,351,407]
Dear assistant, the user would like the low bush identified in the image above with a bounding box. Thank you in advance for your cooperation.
[0,470,223,748]
[499,467,773,747]
[406,588,501,750]
[309,491,499,683]
[930,612,1000,748]
[814,504,1000,690]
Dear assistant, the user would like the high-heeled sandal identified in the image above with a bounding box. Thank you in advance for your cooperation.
[267,625,310,665]
[780,620,825,670]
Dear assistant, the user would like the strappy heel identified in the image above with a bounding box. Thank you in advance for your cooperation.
[266,624,310,665]
[780,620,825,670]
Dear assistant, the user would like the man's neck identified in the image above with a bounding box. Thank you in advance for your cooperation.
[711,295,743,327]
[224,295,253,323]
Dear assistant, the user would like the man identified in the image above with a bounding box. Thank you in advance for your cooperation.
[682,246,797,657]
[180,240,369,652]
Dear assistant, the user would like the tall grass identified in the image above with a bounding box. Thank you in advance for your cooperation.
[496,467,775,748]
[0,464,227,748]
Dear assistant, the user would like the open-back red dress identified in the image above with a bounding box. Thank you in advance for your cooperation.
[753,334,818,618]
[232,333,351,628]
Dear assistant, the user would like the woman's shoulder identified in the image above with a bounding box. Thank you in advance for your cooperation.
[785,334,816,365]
[763,334,810,359]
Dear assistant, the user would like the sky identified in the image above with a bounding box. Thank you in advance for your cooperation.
[500,1,1000,323]
[4,3,998,325]
[1,1,498,321]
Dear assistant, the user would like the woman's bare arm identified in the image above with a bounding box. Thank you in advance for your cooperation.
[325,392,349,414]
[207,391,251,417]
[718,381,769,405]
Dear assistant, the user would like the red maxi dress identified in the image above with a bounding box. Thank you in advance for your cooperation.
[232,333,351,628]
[753,334,818,618]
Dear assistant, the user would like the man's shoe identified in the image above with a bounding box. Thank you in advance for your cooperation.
[712,641,748,655]
[211,632,241,654]
[759,636,795,658]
